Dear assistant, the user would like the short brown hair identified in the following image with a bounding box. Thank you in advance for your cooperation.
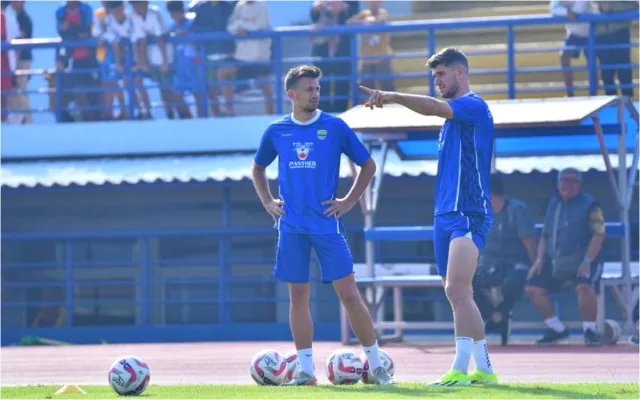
[284,65,323,90]
[426,48,469,71]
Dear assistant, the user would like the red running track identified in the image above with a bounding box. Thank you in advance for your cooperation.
[1,342,638,386]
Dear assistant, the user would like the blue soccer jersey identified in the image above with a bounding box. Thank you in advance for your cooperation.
[434,92,494,216]
[254,111,371,234]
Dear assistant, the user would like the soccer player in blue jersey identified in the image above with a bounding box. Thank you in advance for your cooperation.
[251,65,396,386]
[361,48,497,386]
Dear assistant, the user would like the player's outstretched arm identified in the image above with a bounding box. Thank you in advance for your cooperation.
[359,86,453,119]
[323,158,376,218]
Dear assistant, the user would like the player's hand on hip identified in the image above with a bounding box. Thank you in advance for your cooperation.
[359,85,393,109]
[263,199,285,221]
[527,260,543,279]
[322,198,355,219]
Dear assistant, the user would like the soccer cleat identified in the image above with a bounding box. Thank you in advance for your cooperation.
[371,367,397,385]
[629,334,639,346]
[583,329,601,346]
[535,328,570,345]
[468,370,499,385]
[427,370,471,386]
[281,371,317,386]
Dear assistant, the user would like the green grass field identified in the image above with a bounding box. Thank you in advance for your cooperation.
[1,383,638,399]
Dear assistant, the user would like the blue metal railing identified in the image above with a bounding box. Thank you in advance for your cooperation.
[1,11,638,122]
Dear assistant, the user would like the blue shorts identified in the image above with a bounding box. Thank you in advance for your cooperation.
[434,211,492,277]
[274,232,354,283]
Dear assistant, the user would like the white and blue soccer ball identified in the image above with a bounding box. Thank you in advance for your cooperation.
[108,355,151,396]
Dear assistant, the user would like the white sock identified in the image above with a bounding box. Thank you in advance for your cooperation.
[583,321,597,333]
[472,338,494,374]
[451,337,473,374]
[296,348,314,375]
[362,341,382,370]
[544,316,566,333]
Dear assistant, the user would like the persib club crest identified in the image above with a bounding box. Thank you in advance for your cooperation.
[293,142,313,160]
[317,129,327,140]
[290,142,316,169]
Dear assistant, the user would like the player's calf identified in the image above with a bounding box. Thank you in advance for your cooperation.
[333,274,396,385]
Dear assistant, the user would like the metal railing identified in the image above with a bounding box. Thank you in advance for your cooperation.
[1,11,638,123]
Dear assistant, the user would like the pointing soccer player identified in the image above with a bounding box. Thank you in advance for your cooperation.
[251,65,396,386]
[361,48,497,386]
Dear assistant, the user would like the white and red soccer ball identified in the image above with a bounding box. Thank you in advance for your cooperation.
[282,351,300,384]
[361,349,395,384]
[108,355,151,396]
[325,349,364,385]
[249,350,288,385]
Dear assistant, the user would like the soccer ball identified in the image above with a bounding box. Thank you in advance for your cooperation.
[360,349,395,384]
[250,350,287,385]
[108,355,150,396]
[325,349,364,385]
[283,351,299,383]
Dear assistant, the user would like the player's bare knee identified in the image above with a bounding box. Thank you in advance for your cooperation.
[288,283,310,308]
[444,279,472,305]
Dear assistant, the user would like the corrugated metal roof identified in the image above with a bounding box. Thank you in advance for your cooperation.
[1,152,635,189]
[340,96,619,131]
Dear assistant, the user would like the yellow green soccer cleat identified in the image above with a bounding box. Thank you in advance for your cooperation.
[468,370,498,385]
[427,370,471,386]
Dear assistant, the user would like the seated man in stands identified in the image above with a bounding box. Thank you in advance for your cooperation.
[473,174,537,345]
[525,167,606,346]
[217,0,273,116]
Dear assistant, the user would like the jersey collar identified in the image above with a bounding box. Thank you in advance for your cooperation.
[290,110,323,126]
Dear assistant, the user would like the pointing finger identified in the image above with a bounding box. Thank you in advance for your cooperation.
[359,85,373,95]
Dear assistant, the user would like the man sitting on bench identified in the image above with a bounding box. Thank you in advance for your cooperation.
[473,174,537,345]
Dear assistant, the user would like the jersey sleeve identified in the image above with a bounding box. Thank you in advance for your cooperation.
[447,95,488,122]
[339,120,371,166]
[254,125,278,167]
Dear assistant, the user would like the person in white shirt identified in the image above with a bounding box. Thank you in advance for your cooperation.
[104,0,150,119]
[130,0,178,119]
[550,0,596,97]
[216,0,273,116]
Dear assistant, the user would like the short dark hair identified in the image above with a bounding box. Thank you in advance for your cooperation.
[490,173,504,196]
[284,65,323,90]
[426,48,469,71]
[558,167,582,182]
[167,1,184,12]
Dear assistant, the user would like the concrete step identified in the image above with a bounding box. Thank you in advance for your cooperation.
[409,1,546,15]
[389,42,640,87]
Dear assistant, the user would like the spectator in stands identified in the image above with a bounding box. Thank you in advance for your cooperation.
[347,1,396,93]
[550,0,595,97]
[56,1,101,122]
[310,0,352,113]
[104,1,150,119]
[0,4,17,123]
[131,1,177,119]
[218,0,273,116]
[525,167,606,346]
[473,174,537,345]
[3,1,33,124]
[93,1,128,120]
[190,0,235,117]
[167,0,198,119]
[594,1,637,98]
